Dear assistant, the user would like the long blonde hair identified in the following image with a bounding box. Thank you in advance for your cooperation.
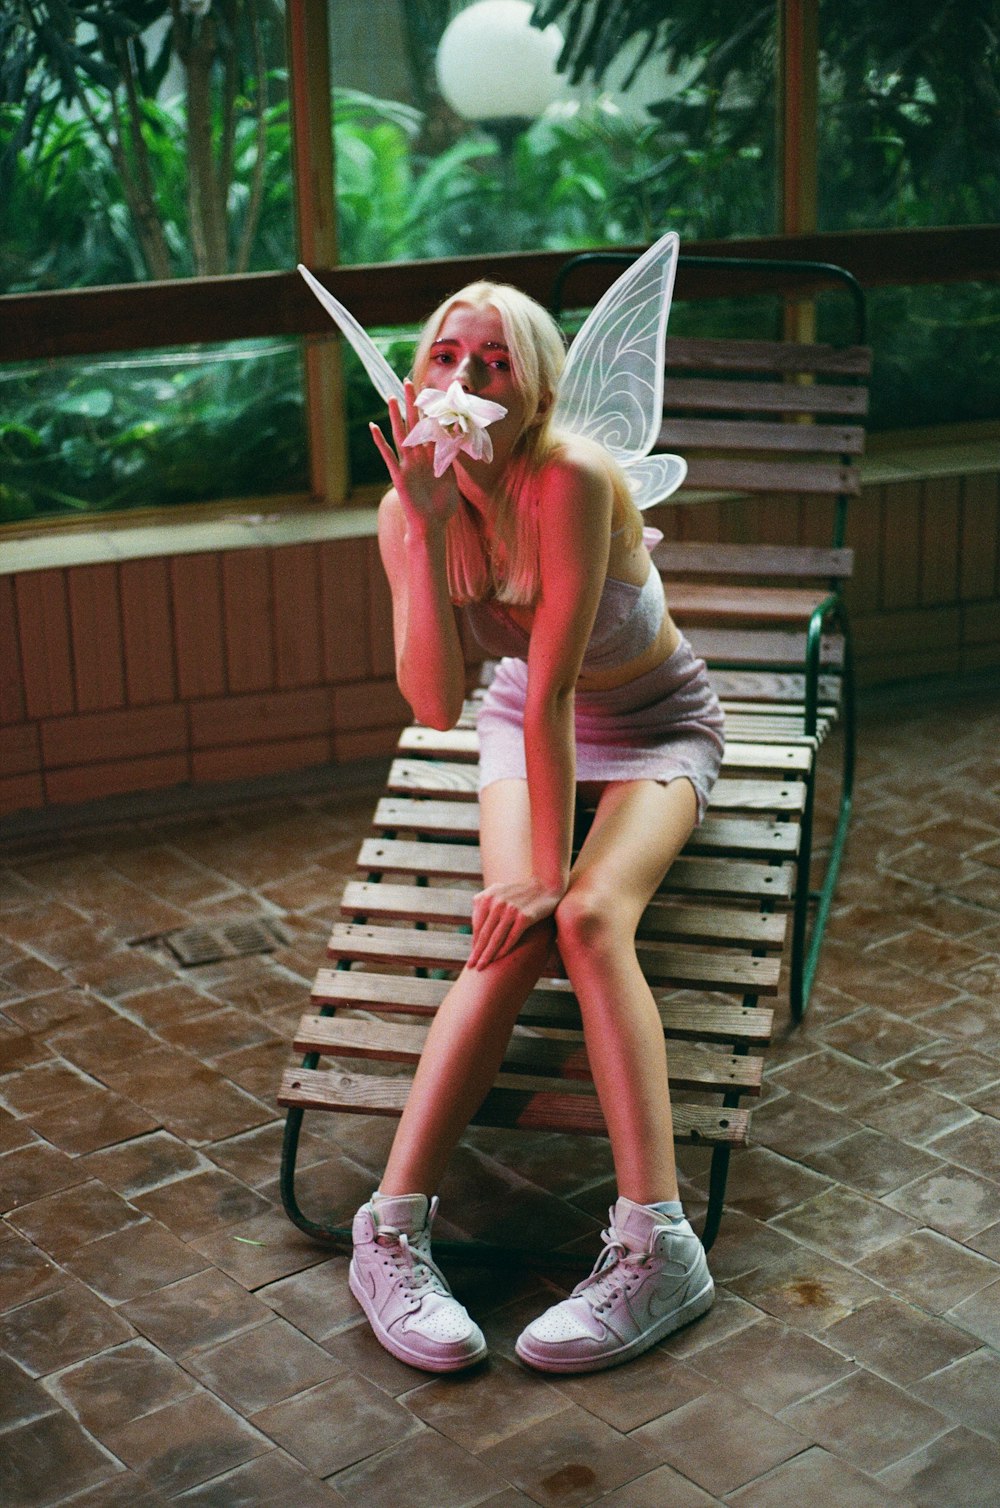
[411,281,643,605]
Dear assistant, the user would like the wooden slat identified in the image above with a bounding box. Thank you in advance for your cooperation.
[658,417,865,454]
[664,377,868,417]
[667,583,837,627]
[293,1014,764,1096]
[686,627,844,668]
[681,458,858,497]
[340,881,787,949]
[326,923,783,994]
[654,542,854,581]
[720,720,833,747]
[310,968,774,1043]
[710,671,842,703]
[396,726,814,773]
[665,336,871,377]
[373,799,800,858]
[278,1066,751,1145]
[387,761,808,811]
[355,838,795,902]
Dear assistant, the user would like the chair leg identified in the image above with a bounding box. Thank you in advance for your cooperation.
[701,1145,731,1252]
[789,760,816,1022]
[279,1110,590,1269]
[796,619,856,1020]
[280,1105,350,1245]
[790,606,856,1022]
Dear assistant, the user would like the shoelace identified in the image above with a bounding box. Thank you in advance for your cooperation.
[572,1227,646,1312]
[376,1226,453,1296]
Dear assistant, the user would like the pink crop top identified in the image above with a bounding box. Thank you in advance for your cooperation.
[464,527,666,675]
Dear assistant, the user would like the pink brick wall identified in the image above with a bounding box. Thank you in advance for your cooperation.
[0,534,417,817]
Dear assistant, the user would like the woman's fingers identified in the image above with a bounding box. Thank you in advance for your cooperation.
[404,378,419,431]
[470,912,517,969]
[469,890,533,969]
[387,396,408,451]
[369,423,401,484]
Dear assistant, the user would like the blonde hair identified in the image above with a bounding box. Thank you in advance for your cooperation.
[411,281,643,605]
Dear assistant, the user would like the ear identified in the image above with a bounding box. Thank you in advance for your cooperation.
[532,389,554,425]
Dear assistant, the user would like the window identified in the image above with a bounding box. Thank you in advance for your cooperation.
[0,1,995,531]
[1,0,308,525]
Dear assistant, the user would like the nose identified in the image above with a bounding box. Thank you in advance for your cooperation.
[455,354,482,391]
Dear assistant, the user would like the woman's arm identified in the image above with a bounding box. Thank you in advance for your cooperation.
[523,454,612,887]
[468,451,613,968]
[374,383,468,731]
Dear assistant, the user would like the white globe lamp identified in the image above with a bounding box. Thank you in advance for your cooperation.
[436,0,565,143]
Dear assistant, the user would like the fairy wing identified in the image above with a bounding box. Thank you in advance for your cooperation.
[620,453,688,511]
[552,230,686,508]
[298,264,405,409]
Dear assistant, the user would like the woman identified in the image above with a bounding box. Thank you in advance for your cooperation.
[350,279,725,1376]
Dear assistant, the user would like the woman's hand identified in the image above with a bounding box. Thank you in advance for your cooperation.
[370,379,459,533]
[467,878,565,970]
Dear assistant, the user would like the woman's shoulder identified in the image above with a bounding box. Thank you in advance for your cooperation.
[536,435,616,510]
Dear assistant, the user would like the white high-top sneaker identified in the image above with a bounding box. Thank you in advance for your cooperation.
[516,1196,714,1373]
[350,1193,487,1373]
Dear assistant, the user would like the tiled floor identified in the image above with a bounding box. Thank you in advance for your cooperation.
[2,676,1000,1507]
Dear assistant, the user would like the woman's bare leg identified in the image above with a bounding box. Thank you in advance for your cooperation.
[555,778,699,1205]
[380,779,549,1196]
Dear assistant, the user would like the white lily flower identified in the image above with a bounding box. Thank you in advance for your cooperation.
[403,381,508,477]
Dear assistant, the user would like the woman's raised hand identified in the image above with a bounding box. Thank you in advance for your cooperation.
[467,878,564,970]
[370,379,459,531]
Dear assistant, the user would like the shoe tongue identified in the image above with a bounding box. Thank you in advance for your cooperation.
[372,1192,430,1235]
[610,1197,661,1252]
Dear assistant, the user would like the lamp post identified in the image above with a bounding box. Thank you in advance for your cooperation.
[435,0,565,243]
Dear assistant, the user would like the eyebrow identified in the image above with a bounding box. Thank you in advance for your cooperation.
[430,337,510,352]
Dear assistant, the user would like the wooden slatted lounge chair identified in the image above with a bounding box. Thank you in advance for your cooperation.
[552,253,872,1019]
[278,252,869,1261]
[278,690,797,1258]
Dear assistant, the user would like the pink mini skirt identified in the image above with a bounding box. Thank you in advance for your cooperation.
[477,636,725,823]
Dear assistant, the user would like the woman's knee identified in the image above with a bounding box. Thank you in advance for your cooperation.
[555,882,632,957]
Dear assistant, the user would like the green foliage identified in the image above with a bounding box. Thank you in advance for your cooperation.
[332,92,770,261]
[0,341,307,524]
[2,0,998,523]
[531,0,1000,229]
[1,0,291,281]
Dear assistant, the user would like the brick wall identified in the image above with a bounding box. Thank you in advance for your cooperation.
[2,464,999,819]
[0,534,410,817]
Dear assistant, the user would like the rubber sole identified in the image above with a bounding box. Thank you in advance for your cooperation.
[348,1258,488,1374]
[515,1277,715,1374]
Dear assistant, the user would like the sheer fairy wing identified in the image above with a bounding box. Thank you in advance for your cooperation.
[621,453,688,510]
[298,264,405,408]
[552,230,680,472]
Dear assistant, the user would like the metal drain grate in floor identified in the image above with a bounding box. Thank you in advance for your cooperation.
[160,918,287,967]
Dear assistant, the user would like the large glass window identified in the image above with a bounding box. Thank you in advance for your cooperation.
[1,1,306,524]
[327,0,777,264]
[1,0,296,292]
[0,340,308,527]
[1,2,995,530]
[817,0,1000,232]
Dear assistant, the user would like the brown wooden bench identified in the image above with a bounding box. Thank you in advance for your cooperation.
[277,692,803,1259]
[277,255,870,1260]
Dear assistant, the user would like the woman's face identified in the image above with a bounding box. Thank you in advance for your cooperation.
[423,303,530,462]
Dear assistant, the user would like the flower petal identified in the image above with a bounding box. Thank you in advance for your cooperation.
[402,417,443,447]
[432,434,465,476]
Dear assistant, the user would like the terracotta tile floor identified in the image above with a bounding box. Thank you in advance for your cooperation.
[2,677,1000,1507]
